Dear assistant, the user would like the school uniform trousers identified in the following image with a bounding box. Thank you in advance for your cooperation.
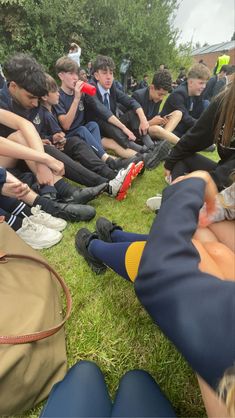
[44,137,115,187]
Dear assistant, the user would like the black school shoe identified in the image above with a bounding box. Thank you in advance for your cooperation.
[64,183,108,204]
[75,228,107,274]
[96,217,122,243]
[106,154,143,171]
[143,140,171,170]
[52,202,96,222]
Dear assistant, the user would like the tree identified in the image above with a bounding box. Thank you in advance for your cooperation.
[231,31,235,41]
[0,0,186,78]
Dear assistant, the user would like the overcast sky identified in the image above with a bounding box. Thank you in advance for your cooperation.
[174,0,235,46]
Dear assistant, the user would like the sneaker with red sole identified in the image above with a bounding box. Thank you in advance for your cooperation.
[133,160,145,178]
[108,163,136,201]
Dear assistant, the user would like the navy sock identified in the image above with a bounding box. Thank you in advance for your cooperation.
[111,229,149,242]
[33,196,55,215]
[89,239,130,280]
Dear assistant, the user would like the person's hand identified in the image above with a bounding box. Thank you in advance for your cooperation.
[164,168,172,184]
[52,132,65,144]
[42,139,53,146]
[74,80,84,101]
[2,181,30,199]
[45,156,65,176]
[172,171,218,224]
[35,163,54,186]
[139,119,149,135]
[52,132,66,151]
[151,115,166,126]
[122,126,136,141]
[162,115,172,125]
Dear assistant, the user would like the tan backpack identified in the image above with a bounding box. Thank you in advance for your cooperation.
[0,220,72,415]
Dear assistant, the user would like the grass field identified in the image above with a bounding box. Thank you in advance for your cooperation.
[27,152,218,417]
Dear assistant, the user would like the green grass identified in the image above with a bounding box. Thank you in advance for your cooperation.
[26,153,218,417]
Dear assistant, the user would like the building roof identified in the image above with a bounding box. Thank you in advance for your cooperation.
[192,40,235,56]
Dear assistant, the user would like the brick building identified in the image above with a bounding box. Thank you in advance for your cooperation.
[192,40,235,73]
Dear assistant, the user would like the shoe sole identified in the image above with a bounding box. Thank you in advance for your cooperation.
[27,233,63,250]
[133,161,144,178]
[116,163,136,201]
[146,196,162,211]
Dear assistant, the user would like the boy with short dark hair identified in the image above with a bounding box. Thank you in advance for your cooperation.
[85,55,171,169]
[54,56,140,170]
[41,72,143,201]
[132,70,182,145]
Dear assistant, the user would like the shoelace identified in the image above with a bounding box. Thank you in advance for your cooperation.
[30,205,51,220]
[22,217,43,232]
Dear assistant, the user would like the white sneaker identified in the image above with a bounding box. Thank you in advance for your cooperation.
[17,217,62,249]
[146,194,162,211]
[108,163,136,201]
[29,205,67,231]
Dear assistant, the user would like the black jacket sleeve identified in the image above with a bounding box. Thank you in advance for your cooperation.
[164,89,196,128]
[85,94,113,121]
[135,178,235,390]
[115,88,141,112]
[164,99,219,171]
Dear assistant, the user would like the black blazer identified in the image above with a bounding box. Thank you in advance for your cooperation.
[162,81,205,130]
[85,80,141,123]
[132,87,161,120]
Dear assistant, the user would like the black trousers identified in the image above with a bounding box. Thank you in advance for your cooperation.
[99,116,143,152]
[171,154,217,180]
[44,137,115,187]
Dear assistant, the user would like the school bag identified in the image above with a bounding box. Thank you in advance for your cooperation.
[0,219,72,415]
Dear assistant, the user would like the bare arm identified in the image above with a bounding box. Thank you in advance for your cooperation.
[58,81,83,131]
[0,109,45,153]
[135,107,149,135]
[0,136,64,176]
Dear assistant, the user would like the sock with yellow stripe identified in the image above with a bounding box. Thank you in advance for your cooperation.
[88,239,146,282]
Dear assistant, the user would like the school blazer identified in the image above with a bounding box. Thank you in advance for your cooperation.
[135,178,235,391]
[85,81,141,123]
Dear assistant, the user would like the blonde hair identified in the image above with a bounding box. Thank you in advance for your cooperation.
[218,367,235,417]
[188,63,210,80]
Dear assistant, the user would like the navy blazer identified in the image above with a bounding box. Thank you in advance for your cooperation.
[135,178,235,390]
[85,80,141,123]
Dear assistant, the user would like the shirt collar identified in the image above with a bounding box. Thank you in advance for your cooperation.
[97,82,110,98]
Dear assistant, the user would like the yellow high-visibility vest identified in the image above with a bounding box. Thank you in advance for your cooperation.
[216,54,230,74]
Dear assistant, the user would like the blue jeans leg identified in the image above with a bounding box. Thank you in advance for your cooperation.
[40,361,112,417]
[77,122,105,158]
[111,370,177,417]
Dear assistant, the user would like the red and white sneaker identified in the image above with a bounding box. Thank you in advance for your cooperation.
[108,163,136,201]
[133,160,145,178]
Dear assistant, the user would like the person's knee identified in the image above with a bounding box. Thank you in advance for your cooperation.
[171,110,182,121]
[66,360,102,382]
[77,126,87,135]
[119,369,155,391]
[87,121,99,131]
